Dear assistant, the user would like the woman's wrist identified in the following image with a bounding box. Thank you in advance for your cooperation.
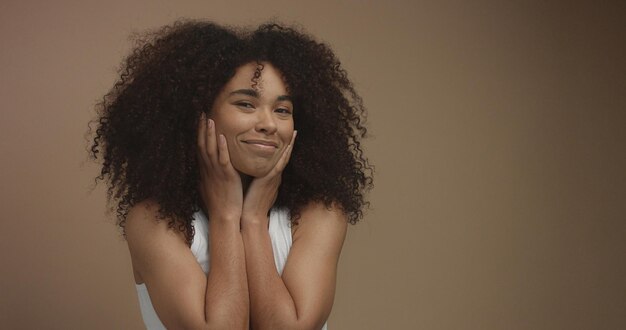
[208,211,242,225]
[241,214,268,229]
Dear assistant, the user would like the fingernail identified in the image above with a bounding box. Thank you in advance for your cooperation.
[208,119,213,129]
[219,134,225,144]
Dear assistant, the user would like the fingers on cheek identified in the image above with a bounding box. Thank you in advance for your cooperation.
[288,144,295,159]
[197,120,212,168]
[205,119,216,156]
[276,145,292,171]
[217,134,231,166]
[197,149,210,171]
[197,134,205,153]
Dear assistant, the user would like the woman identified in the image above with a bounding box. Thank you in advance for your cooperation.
[91,20,372,329]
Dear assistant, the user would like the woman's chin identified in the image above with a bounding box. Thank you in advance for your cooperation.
[234,164,273,179]
[230,152,281,179]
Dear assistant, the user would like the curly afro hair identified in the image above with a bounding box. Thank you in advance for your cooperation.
[90,20,373,244]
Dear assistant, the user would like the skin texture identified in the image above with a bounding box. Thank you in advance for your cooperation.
[91,20,373,329]
[126,62,346,329]
[210,62,295,179]
[242,202,347,329]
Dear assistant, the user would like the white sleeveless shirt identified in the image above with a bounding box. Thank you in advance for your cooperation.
[134,208,328,329]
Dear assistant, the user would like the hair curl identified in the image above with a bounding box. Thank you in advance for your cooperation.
[90,20,373,243]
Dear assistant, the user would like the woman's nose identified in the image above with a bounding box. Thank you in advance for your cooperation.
[255,108,278,134]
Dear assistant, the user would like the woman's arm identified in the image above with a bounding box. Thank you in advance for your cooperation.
[241,202,347,330]
[239,131,347,329]
[125,115,249,329]
[126,203,248,329]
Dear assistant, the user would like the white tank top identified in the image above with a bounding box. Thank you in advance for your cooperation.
[134,208,328,329]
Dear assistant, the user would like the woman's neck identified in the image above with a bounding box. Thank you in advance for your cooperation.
[240,173,252,194]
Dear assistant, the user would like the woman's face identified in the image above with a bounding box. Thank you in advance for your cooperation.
[210,62,294,177]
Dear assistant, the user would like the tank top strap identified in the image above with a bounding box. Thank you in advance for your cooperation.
[268,207,292,274]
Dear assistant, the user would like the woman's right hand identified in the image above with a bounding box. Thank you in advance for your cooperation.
[197,113,243,223]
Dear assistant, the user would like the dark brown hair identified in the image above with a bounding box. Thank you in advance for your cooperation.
[90,20,373,243]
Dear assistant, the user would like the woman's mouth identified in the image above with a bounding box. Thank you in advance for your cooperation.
[242,140,278,148]
[241,140,279,155]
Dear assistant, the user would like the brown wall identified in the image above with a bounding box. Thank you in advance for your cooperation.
[1,1,625,329]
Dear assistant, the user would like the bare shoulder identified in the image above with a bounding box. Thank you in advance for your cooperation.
[125,200,189,283]
[125,199,187,243]
[291,201,348,243]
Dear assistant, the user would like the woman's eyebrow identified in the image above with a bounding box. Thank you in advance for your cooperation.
[229,89,258,97]
[276,95,292,102]
[230,89,292,103]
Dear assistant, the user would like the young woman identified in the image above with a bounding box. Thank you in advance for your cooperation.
[91,20,372,329]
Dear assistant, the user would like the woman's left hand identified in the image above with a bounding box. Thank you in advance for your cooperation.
[242,131,296,225]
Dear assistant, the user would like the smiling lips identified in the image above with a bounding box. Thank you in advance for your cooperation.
[242,140,279,155]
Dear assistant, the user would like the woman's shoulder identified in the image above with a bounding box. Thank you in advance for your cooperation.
[291,201,348,240]
[125,199,188,245]
[125,200,161,230]
[298,201,348,223]
[125,200,191,284]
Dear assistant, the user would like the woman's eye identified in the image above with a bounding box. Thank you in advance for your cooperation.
[236,102,254,108]
[276,108,292,115]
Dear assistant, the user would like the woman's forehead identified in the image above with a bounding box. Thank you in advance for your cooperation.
[225,62,289,98]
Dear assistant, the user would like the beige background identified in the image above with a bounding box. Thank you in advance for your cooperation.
[1,0,625,329]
